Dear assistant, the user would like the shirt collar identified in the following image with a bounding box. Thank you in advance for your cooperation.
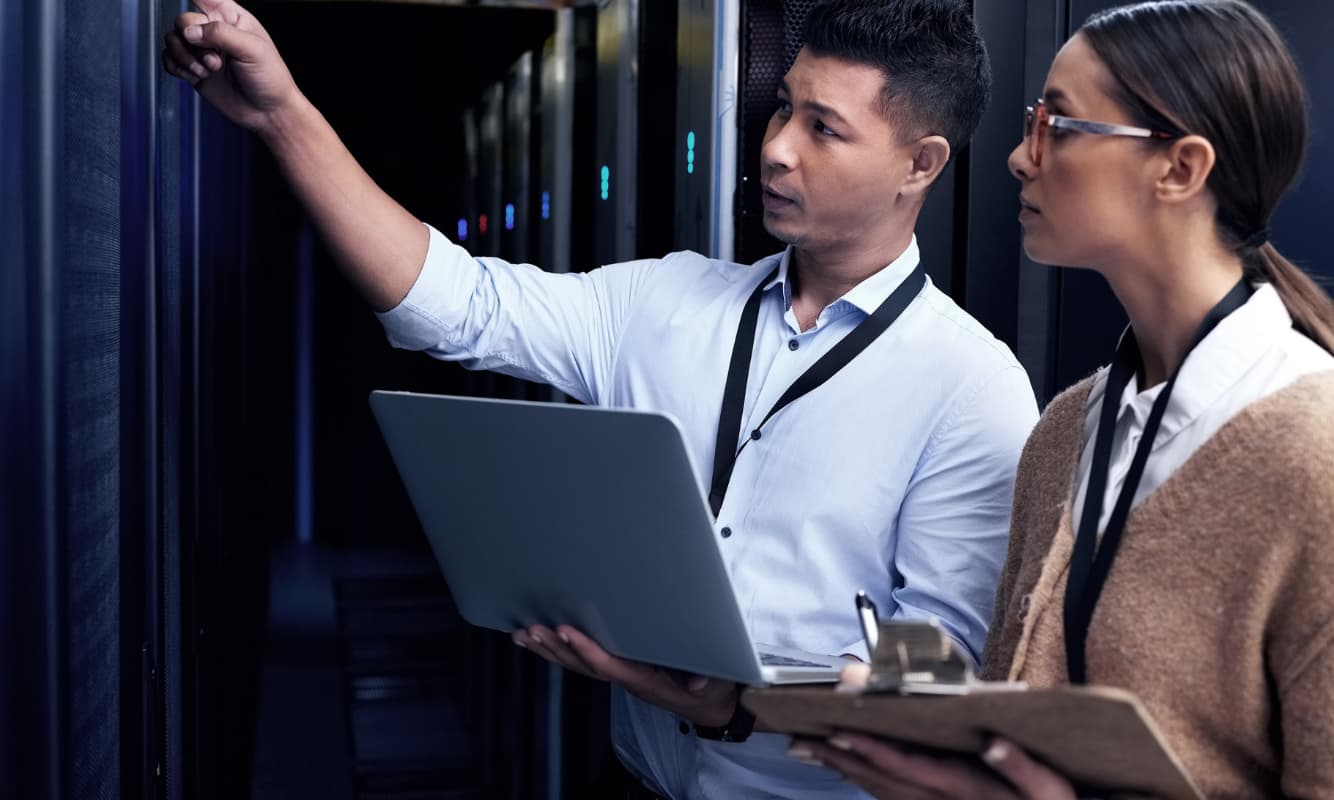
[766,236,922,316]
[1116,282,1292,448]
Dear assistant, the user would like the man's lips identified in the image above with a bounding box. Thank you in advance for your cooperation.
[1019,196,1041,215]
[762,184,797,209]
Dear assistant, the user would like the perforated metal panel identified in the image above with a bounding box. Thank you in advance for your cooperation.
[781,0,818,67]
[63,0,122,795]
[735,0,818,263]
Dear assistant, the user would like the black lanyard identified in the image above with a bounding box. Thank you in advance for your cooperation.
[1063,278,1253,683]
[706,262,927,517]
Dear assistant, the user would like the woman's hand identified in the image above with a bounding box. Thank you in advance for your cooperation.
[789,733,1077,800]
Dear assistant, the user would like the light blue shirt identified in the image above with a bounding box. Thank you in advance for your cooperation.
[378,223,1038,799]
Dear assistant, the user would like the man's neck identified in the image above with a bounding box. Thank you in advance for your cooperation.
[789,234,913,331]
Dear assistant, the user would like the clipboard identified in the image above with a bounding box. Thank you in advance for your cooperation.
[742,620,1203,800]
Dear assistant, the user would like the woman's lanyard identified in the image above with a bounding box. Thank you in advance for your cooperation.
[706,262,927,517]
[1063,277,1253,683]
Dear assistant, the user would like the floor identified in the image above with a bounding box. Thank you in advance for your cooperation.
[249,543,484,800]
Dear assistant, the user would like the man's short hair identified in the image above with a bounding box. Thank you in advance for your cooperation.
[803,0,992,156]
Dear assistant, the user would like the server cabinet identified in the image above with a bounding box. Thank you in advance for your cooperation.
[537,8,596,277]
[675,0,737,257]
[594,0,640,264]
[594,0,677,266]
[503,52,535,265]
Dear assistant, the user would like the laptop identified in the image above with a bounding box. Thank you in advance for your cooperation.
[368,390,843,686]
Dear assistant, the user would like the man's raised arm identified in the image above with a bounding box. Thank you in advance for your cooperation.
[162,0,425,312]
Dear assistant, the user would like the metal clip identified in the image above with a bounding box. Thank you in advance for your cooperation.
[866,619,973,694]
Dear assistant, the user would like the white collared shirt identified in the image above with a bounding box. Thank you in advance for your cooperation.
[1073,283,1334,535]
[378,224,1038,799]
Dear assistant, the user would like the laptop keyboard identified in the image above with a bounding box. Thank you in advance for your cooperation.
[759,652,835,669]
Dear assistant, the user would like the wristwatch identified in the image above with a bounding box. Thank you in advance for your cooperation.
[692,690,756,743]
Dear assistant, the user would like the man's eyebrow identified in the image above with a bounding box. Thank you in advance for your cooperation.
[777,80,852,126]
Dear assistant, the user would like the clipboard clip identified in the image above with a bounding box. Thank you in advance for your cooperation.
[866,619,980,695]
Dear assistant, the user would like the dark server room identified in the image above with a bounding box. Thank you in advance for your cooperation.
[3,0,1333,798]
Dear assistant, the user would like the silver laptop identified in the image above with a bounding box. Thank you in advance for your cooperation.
[368,390,842,685]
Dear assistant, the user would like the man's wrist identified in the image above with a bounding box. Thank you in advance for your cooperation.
[258,91,317,151]
[693,689,756,743]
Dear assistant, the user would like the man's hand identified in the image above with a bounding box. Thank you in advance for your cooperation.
[788,734,1077,800]
[513,624,738,727]
[161,0,301,135]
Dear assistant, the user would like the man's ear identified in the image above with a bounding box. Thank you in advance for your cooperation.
[1155,134,1216,206]
[900,135,951,199]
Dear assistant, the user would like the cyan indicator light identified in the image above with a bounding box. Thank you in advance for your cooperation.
[686,130,697,175]
[505,203,515,230]
[600,165,610,200]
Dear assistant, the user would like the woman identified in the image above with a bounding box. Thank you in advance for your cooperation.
[790,1,1334,797]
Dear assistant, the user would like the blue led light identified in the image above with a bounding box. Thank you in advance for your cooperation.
[600,165,610,200]
[505,203,515,230]
[686,131,696,175]
[457,218,468,241]
[541,191,551,220]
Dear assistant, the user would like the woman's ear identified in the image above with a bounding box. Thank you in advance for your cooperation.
[900,135,951,199]
[1155,134,1216,205]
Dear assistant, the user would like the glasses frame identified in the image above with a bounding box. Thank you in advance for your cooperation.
[1023,98,1180,167]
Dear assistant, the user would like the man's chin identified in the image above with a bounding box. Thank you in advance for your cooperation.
[761,217,800,247]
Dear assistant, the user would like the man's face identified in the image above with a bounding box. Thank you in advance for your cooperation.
[760,49,918,254]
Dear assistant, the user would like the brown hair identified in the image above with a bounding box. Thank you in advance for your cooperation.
[1081,0,1334,352]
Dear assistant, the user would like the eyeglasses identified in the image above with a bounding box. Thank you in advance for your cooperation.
[1022,98,1180,167]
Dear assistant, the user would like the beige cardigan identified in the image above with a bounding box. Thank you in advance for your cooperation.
[980,370,1334,798]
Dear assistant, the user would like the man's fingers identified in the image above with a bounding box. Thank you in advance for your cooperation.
[557,625,648,684]
[192,0,246,24]
[525,625,604,678]
[161,47,201,86]
[182,19,264,63]
[837,661,871,692]
[982,739,1075,800]
[163,31,209,82]
[515,629,587,676]
[175,11,210,32]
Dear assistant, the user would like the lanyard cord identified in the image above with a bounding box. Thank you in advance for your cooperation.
[1063,277,1254,683]
[707,262,927,517]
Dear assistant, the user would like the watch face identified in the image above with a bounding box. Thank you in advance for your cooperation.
[694,703,756,742]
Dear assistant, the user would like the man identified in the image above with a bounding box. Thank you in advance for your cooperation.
[163,0,1037,796]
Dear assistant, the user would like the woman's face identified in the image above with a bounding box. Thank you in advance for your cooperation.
[1008,34,1166,271]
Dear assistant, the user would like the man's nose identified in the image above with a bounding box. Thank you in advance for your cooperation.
[761,119,794,172]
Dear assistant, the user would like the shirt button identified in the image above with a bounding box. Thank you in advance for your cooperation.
[750,429,762,441]
[721,527,733,539]
[678,721,691,735]
[788,339,799,351]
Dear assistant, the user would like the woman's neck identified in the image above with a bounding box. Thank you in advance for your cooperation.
[1105,252,1246,388]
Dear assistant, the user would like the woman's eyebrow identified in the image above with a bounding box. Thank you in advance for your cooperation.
[1043,86,1073,112]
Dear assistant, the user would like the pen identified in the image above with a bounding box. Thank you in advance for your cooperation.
[855,590,879,658]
